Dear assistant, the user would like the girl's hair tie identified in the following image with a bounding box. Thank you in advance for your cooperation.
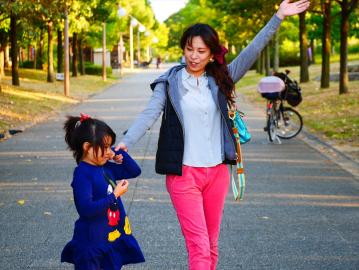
[75,113,91,128]
[80,113,91,123]
[214,45,228,65]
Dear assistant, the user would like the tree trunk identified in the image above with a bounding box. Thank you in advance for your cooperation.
[265,44,270,76]
[10,11,19,86]
[256,48,262,73]
[78,37,85,75]
[38,28,44,70]
[0,50,4,80]
[4,46,10,68]
[273,32,279,72]
[310,39,315,64]
[33,44,36,69]
[256,58,261,73]
[321,0,331,88]
[339,0,350,94]
[57,29,63,73]
[47,21,55,82]
[102,22,106,81]
[299,12,309,83]
[72,32,78,77]
[260,50,265,74]
[20,47,23,64]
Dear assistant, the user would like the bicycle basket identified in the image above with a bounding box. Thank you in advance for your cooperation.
[257,76,285,100]
[283,81,302,106]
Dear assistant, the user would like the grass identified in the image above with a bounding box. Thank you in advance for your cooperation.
[313,52,359,64]
[0,68,119,136]
[236,60,359,149]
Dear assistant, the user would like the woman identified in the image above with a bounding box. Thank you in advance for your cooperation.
[115,1,310,269]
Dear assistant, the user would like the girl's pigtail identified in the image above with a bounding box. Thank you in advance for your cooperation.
[64,113,116,164]
[64,116,80,151]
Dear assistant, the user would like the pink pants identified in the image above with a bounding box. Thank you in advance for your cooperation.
[166,164,230,270]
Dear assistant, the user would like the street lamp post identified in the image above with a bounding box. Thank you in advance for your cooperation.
[118,34,124,75]
[64,7,70,96]
[137,24,145,65]
[130,18,138,70]
[145,31,150,61]
[102,21,106,81]
[117,7,126,75]
[137,30,140,64]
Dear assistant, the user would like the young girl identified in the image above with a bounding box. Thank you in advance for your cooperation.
[61,113,145,270]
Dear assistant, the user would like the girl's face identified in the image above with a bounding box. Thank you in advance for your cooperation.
[82,135,115,166]
[184,36,213,77]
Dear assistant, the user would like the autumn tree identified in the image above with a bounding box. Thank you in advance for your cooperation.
[336,0,358,94]
[299,11,309,82]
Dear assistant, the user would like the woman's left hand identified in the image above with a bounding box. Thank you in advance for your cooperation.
[276,0,310,19]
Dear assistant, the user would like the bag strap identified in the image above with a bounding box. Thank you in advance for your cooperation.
[103,168,117,189]
[229,111,246,201]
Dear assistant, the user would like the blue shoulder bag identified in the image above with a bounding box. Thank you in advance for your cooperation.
[228,109,251,201]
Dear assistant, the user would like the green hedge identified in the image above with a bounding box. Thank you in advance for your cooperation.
[348,43,359,54]
[226,51,300,68]
[19,60,35,69]
[279,52,301,67]
[85,62,112,75]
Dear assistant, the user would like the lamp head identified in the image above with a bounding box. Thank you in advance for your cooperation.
[118,7,126,17]
[139,24,146,32]
[131,18,138,27]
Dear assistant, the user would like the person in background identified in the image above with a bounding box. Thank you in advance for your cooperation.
[156,56,162,69]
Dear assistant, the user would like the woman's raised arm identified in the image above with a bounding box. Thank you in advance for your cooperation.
[228,0,310,83]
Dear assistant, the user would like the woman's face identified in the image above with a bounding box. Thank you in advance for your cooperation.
[82,135,115,166]
[183,36,213,77]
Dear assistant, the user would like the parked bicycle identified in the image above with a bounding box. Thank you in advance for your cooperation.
[257,70,303,143]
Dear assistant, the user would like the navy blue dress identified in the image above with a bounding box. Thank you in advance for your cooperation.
[61,150,145,270]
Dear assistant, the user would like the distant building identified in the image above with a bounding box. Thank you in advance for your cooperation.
[92,48,111,67]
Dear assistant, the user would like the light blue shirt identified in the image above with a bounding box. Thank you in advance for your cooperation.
[180,68,222,167]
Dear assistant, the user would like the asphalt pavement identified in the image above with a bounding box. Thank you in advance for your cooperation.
[0,65,358,270]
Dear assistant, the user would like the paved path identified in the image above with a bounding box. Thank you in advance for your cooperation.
[0,67,358,270]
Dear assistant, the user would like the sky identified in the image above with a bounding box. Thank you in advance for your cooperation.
[149,0,188,22]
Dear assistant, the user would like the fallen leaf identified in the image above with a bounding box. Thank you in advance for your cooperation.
[17,200,25,205]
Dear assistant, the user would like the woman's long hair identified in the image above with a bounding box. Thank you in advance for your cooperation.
[180,23,235,105]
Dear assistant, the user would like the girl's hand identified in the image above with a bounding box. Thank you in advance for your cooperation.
[113,180,129,198]
[113,154,123,164]
[276,0,310,19]
[115,142,128,152]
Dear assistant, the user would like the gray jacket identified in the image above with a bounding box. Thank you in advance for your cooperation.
[122,14,282,154]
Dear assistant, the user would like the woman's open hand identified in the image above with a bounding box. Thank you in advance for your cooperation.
[115,142,128,152]
[276,0,310,19]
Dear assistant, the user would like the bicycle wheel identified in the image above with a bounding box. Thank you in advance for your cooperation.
[277,107,303,139]
[266,110,278,142]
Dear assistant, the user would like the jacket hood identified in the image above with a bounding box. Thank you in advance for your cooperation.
[150,64,186,91]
